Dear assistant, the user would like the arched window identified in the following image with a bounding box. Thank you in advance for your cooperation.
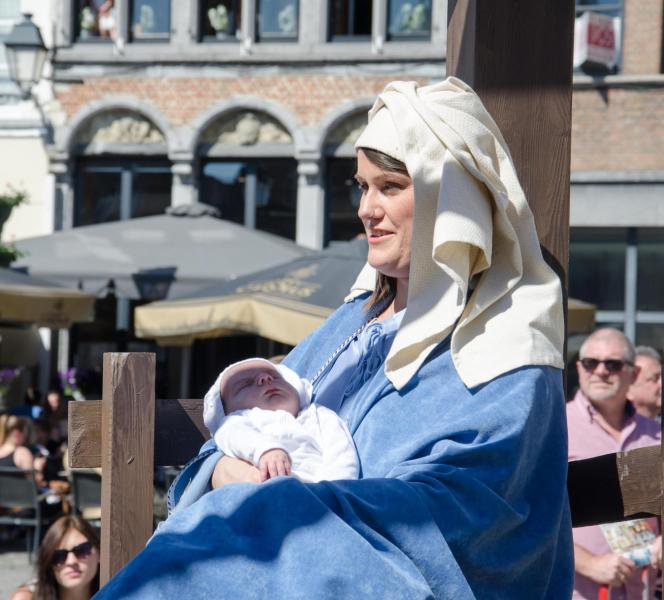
[197,110,297,240]
[73,109,171,226]
[323,111,367,244]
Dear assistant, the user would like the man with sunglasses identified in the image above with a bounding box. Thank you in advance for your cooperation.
[568,328,661,600]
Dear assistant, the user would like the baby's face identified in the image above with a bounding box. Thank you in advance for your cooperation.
[221,360,300,417]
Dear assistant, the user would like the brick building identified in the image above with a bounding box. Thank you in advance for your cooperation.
[1,0,662,396]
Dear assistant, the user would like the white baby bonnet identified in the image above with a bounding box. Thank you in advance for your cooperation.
[351,77,565,390]
[203,358,313,435]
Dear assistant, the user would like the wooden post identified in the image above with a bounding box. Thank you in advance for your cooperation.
[447,0,575,282]
[100,353,155,585]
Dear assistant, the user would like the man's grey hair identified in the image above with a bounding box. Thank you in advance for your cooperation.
[579,327,636,363]
[634,345,662,363]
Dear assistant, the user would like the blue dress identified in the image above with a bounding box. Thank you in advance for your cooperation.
[95,294,573,599]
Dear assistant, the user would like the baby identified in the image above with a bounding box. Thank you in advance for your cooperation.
[203,358,359,483]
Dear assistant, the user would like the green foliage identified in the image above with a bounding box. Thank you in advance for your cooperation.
[0,244,24,267]
[0,186,27,209]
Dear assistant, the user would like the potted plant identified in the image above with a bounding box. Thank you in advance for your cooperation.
[208,4,230,39]
[0,186,26,236]
[0,186,27,267]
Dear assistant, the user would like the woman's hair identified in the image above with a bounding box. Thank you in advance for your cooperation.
[0,414,28,446]
[356,147,410,312]
[35,515,100,600]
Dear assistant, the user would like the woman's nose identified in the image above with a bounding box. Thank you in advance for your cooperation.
[357,189,380,221]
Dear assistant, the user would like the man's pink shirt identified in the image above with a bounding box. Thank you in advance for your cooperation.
[567,390,660,600]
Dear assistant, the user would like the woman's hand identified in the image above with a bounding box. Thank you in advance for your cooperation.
[211,456,261,489]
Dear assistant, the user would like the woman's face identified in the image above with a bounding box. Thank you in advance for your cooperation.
[52,528,99,592]
[355,150,415,282]
[47,392,61,411]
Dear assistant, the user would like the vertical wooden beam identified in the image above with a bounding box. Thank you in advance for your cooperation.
[100,353,155,585]
[447,0,575,282]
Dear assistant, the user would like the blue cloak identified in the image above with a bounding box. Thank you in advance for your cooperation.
[95,295,573,599]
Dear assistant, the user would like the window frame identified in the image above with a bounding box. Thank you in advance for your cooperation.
[385,0,433,42]
[128,0,172,43]
[75,157,172,227]
[198,0,243,43]
[327,0,373,42]
[255,0,299,43]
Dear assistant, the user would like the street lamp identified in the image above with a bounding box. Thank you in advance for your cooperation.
[4,13,47,99]
[132,267,177,302]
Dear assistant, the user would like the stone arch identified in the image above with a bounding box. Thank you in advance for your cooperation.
[316,99,373,157]
[189,97,302,155]
[58,96,176,155]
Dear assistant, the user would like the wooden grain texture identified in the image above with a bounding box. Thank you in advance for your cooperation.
[617,445,661,517]
[568,447,662,528]
[447,0,574,276]
[68,399,207,468]
[68,401,101,468]
[100,353,155,586]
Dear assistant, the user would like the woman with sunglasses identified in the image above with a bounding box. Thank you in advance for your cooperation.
[10,515,100,600]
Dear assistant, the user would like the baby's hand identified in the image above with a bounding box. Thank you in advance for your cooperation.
[258,449,291,482]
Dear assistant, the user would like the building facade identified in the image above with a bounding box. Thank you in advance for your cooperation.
[1,0,663,395]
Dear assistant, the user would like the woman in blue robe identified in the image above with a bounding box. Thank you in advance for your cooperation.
[95,78,574,599]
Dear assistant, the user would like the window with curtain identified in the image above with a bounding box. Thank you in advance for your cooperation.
[200,0,242,41]
[387,0,432,41]
[73,0,116,42]
[256,0,298,41]
[130,0,170,41]
[329,0,372,41]
[200,158,297,240]
[76,159,171,226]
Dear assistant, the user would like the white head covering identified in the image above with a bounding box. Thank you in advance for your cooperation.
[352,77,564,390]
[203,358,313,435]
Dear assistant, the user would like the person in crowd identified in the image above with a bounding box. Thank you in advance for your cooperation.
[205,357,358,482]
[95,78,573,598]
[0,415,45,484]
[568,328,661,599]
[40,389,68,448]
[629,346,662,421]
[10,514,100,600]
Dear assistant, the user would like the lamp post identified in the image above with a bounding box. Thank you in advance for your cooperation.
[4,13,47,100]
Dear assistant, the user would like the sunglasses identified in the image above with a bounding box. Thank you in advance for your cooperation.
[52,541,94,567]
[579,358,633,374]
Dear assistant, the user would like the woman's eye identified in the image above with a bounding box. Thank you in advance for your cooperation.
[355,181,367,193]
[383,182,402,193]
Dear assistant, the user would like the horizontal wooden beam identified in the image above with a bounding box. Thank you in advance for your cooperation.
[69,399,208,469]
[567,445,661,528]
[71,399,662,530]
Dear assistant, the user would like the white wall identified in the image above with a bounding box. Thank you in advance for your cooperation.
[0,0,55,242]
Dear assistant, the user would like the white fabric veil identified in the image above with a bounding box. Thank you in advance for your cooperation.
[351,77,564,390]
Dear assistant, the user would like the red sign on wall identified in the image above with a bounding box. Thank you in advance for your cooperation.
[574,11,618,70]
